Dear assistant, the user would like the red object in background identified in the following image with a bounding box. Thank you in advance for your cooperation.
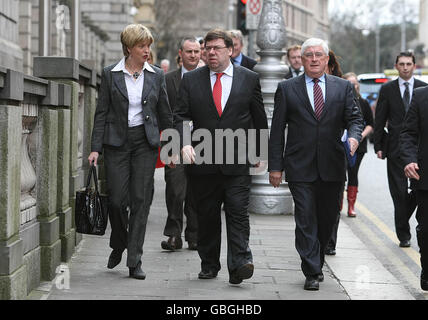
[375,78,388,83]
[241,0,247,4]
[155,147,164,168]
[155,131,165,168]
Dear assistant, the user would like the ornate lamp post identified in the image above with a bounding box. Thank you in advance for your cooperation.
[249,0,293,215]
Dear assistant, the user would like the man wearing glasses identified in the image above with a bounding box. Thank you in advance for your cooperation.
[268,38,364,291]
[174,29,268,285]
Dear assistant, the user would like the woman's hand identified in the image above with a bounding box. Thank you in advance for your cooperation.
[88,152,99,166]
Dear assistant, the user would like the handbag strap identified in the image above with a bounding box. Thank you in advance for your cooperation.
[85,165,100,193]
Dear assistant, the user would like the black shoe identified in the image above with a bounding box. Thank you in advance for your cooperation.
[318,273,324,282]
[325,247,336,256]
[187,241,198,251]
[304,276,320,291]
[229,263,254,284]
[421,271,428,291]
[107,249,123,269]
[198,270,218,279]
[399,240,411,248]
[161,236,183,251]
[129,261,146,280]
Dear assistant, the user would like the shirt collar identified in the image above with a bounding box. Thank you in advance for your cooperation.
[233,53,243,64]
[210,62,234,77]
[305,73,326,84]
[398,76,414,86]
[112,57,155,74]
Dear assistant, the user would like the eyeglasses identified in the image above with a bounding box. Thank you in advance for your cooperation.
[205,46,228,52]
[303,52,326,59]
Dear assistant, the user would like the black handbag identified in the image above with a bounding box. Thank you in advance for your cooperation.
[75,165,109,235]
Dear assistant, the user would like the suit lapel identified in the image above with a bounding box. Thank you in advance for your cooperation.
[293,74,317,120]
[222,65,243,117]
[112,71,128,101]
[141,69,155,102]
[322,74,336,120]
[173,68,182,94]
[392,79,405,111]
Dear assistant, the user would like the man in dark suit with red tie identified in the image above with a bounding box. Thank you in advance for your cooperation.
[374,51,427,248]
[174,29,268,285]
[268,38,364,291]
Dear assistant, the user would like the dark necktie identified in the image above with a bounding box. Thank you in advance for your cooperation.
[313,78,324,120]
[403,82,410,112]
[213,73,224,117]
[294,69,301,77]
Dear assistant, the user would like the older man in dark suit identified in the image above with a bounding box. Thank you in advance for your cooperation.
[374,51,427,248]
[161,37,200,252]
[400,85,428,291]
[269,38,364,291]
[174,29,268,285]
[229,29,257,70]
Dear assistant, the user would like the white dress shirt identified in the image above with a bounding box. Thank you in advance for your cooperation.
[305,73,326,111]
[209,62,233,111]
[398,76,414,103]
[111,57,156,127]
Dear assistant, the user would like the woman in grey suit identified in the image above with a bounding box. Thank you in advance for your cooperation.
[88,24,172,279]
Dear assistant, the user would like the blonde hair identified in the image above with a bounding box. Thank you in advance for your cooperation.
[120,24,154,57]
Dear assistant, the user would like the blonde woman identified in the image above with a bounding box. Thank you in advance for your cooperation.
[88,24,172,279]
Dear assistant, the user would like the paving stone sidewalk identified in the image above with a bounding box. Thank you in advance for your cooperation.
[34,169,413,301]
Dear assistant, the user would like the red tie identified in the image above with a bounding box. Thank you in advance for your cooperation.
[213,73,224,117]
[313,78,324,120]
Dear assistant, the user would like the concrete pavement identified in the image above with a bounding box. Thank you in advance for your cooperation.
[29,168,415,300]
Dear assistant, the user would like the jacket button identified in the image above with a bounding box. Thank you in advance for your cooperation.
[145,115,150,120]
[143,100,147,104]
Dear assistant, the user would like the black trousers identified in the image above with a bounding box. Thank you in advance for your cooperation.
[416,190,428,274]
[103,125,158,268]
[289,180,343,277]
[189,174,253,275]
[387,156,417,241]
[163,164,198,242]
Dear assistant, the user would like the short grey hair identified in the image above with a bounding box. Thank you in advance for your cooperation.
[179,36,199,51]
[229,29,244,45]
[301,38,329,56]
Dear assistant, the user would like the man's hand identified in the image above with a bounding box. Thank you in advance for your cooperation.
[404,162,420,180]
[348,137,359,157]
[377,151,384,159]
[181,145,195,164]
[88,152,99,166]
[269,171,283,188]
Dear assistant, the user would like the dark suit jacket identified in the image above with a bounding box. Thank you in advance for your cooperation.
[165,68,182,111]
[374,78,427,158]
[91,62,173,153]
[268,74,364,182]
[174,65,268,176]
[400,86,428,190]
[240,54,257,71]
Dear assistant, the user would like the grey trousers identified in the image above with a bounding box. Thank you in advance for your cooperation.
[103,125,158,268]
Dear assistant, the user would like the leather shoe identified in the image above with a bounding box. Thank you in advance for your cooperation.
[318,273,324,282]
[229,263,254,284]
[304,276,319,291]
[107,249,123,269]
[325,248,336,256]
[161,236,183,251]
[188,241,198,251]
[399,240,411,248]
[129,261,146,280]
[198,270,218,279]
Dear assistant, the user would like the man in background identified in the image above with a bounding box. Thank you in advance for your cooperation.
[285,45,303,79]
[229,29,257,70]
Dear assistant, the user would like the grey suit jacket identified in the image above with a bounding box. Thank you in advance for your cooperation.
[269,74,364,182]
[91,62,173,153]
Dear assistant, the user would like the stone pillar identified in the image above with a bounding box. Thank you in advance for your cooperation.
[249,0,293,215]
[0,70,26,299]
